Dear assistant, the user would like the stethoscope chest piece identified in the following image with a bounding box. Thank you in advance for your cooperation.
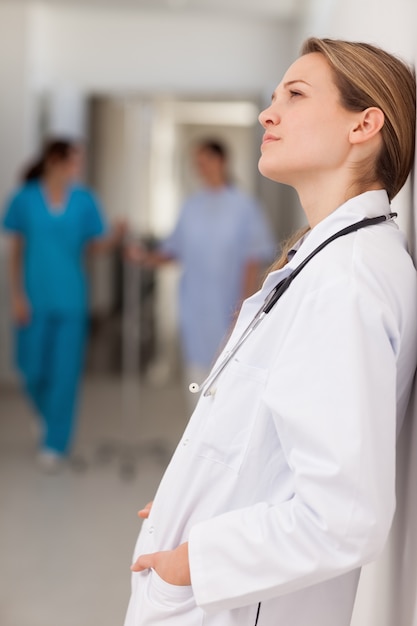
[189,381,216,397]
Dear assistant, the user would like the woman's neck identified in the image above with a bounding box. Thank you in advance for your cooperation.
[295,172,383,228]
[43,174,69,208]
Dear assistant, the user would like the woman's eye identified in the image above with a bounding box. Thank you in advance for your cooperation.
[289,90,302,98]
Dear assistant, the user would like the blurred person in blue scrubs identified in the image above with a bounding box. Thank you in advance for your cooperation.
[2,138,125,471]
[128,139,275,394]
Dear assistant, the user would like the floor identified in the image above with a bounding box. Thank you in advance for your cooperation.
[0,369,395,626]
[0,373,190,626]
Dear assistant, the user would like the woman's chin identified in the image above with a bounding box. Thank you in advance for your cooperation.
[258,160,291,185]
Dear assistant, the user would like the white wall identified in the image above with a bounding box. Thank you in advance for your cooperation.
[0,4,32,190]
[31,4,295,95]
[299,3,417,626]
[0,2,297,214]
[0,3,34,384]
[302,0,416,60]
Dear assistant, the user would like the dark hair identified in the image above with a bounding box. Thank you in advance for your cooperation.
[22,138,78,183]
[196,139,228,161]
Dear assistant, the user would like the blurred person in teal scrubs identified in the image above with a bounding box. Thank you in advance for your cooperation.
[2,138,124,471]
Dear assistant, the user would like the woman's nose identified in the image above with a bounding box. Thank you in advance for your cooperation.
[258,104,280,128]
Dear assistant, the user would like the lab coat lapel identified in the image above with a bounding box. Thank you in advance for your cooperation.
[265,190,391,289]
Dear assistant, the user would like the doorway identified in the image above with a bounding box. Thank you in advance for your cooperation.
[86,95,265,379]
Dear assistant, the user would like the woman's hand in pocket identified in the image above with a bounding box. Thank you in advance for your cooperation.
[131,542,191,586]
[138,501,153,519]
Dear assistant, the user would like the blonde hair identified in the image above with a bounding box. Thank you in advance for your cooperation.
[268,38,416,273]
[302,37,416,202]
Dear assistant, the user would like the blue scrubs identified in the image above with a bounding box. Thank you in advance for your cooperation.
[161,186,275,368]
[3,181,106,455]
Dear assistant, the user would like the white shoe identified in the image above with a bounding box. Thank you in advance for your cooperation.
[37,450,64,473]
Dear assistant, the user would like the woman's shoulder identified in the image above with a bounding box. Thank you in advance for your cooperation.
[6,180,39,205]
[70,184,94,198]
[225,185,261,210]
[301,222,416,310]
[2,181,40,229]
[69,185,102,207]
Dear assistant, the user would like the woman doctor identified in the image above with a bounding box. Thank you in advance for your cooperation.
[124,38,417,626]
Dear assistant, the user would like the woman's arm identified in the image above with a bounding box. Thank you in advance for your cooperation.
[125,243,175,269]
[187,275,400,612]
[87,220,127,254]
[7,235,30,325]
[242,259,262,299]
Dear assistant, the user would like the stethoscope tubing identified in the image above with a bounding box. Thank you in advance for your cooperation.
[189,311,267,396]
[190,212,397,397]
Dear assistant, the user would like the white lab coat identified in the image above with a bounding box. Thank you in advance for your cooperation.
[124,190,417,626]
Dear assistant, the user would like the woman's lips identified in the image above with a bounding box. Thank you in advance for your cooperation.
[261,133,280,146]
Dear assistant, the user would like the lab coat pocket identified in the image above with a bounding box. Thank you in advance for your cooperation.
[141,569,203,625]
[197,358,268,472]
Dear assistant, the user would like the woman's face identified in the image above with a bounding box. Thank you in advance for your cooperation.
[258,52,359,187]
[62,148,83,182]
[49,148,83,183]
[194,148,226,184]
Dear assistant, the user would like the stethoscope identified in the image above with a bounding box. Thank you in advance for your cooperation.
[189,212,397,398]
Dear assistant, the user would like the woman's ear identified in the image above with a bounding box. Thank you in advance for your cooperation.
[349,107,385,145]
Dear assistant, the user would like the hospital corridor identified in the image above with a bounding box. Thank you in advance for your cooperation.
[0,374,188,626]
[1,0,417,625]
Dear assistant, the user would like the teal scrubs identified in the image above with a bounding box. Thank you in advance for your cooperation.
[3,181,106,454]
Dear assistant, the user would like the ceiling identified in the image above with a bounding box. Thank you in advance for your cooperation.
[5,0,305,20]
